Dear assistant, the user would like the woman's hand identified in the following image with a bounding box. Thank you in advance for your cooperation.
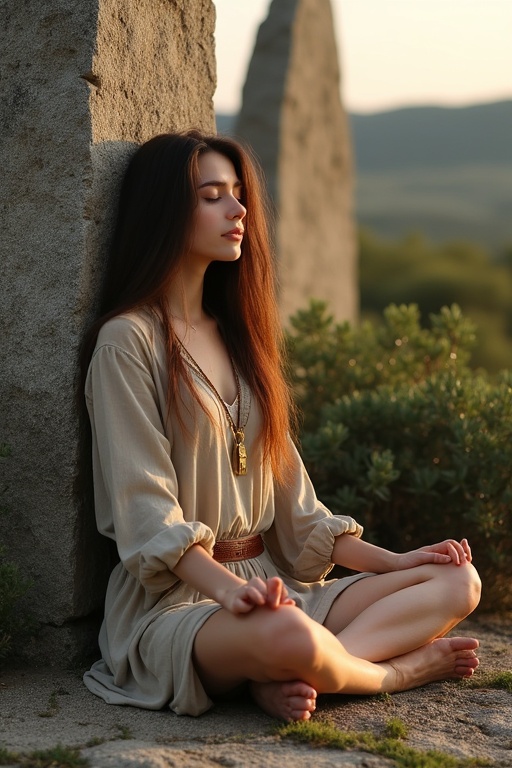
[332,534,473,575]
[173,546,295,614]
[393,538,472,571]
[218,576,295,614]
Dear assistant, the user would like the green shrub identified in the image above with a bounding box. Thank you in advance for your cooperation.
[0,547,35,661]
[287,301,512,610]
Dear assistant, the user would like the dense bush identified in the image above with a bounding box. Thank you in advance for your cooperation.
[287,301,512,610]
[0,443,35,663]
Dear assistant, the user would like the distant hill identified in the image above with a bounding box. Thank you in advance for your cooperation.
[216,113,236,135]
[216,101,512,249]
[350,100,512,171]
[217,100,512,170]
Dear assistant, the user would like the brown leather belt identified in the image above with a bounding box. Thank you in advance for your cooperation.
[213,534,264,563]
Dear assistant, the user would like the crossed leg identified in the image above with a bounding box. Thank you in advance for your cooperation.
[325,560,482,660]
[192,561,481,721]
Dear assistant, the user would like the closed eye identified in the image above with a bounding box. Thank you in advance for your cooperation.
[203,195,243,204]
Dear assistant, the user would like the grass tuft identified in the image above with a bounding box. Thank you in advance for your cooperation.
[0,747,18,766]
[0,744,87,767]
[464,670,512,693]
[277,719,492,768]
[84,737,105,748]
[37,690,62,719]
[115,725,133,740]
[384,717,409,740]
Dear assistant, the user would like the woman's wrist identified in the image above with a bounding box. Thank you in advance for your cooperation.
[173,544,246,603]
[362,546,398,573]
[385,551,400,572]
[212,577,246,607]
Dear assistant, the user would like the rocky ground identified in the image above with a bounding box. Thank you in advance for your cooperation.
[1,613,511,767]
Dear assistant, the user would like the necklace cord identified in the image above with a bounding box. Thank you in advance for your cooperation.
[177,341,249,475]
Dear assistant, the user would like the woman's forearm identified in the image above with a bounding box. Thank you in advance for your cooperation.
[172,544,294,614]
[172,543,246,603]
[332,534,398,573]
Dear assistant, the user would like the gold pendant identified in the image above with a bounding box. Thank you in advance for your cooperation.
[233,430,247,475]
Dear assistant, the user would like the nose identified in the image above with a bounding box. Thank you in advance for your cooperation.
[229,198,246,220]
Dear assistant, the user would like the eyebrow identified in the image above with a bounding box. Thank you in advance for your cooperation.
[198,179,242,189]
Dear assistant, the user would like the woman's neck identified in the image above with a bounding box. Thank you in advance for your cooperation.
[166,270,206,328]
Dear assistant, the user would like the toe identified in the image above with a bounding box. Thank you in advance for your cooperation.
[456,666,475,678]
[283,681,317,700]
[450,636,479,651]
[292,708,312,721]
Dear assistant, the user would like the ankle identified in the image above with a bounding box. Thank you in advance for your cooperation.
[380,660,401,693]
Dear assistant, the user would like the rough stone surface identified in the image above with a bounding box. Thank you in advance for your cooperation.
[81,740,384,767]
[235,0,358,324]
[90,0,216,143]
[0,0,216,664]
[0,616,510,767]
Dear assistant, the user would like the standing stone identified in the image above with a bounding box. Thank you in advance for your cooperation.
[0,0,216,664]
[235,0,358,323]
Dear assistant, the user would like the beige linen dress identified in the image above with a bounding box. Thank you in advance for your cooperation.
[83,310,369,716]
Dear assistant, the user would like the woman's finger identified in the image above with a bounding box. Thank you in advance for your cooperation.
[241,584,265,605]
[247,576,267,593]
[266,576,284,607]
[267,576,293,607]
[449,540,467,564]
[461,538,472,562]
[446,541,458,563]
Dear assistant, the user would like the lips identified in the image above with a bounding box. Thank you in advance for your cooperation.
[223,228,244,236]
[222,228,244,244]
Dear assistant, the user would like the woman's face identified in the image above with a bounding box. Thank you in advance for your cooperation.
[188,151,247,269]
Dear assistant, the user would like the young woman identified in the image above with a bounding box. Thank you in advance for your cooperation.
[81,130,481,722]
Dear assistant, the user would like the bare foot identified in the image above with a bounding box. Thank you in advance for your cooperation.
[384,636,479,693]
[250,680,317,722]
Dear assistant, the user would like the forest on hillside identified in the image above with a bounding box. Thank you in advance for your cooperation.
[359,230,512,374]
[351,101,512,373]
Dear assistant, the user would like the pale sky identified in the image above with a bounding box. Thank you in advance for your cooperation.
[213,0,512,114]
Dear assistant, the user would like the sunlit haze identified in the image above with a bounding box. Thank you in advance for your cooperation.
[213,0,512,114]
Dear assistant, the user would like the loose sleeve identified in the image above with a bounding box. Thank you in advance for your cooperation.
[263,440,363,582]
[86,334,215,594]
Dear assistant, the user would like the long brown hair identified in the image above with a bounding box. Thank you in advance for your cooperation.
[79,130,296,481]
